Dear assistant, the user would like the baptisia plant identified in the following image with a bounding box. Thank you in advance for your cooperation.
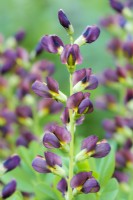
[32,9,111,200]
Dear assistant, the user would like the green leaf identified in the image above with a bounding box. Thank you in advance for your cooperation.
[99,178,119,200]
[34,182,59,200]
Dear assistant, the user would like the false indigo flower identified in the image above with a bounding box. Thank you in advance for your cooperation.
[96,94,117,110]
[41,35,64,54]
[57,178,68,196]
[43,124,71,149]
[76,135,111,161]
[110,0,124,13]
[32,152,66,177]
[32,77,67,102]
[58,9,74,35]
[14,30,26,42]
[70,172,100,194]
[72,68,98,92]
[60,44,82,73]
[74,25,100,46]
[113,170,129,183]
[16,130,37,147]
[38,99,63,115]
[3,155,20,172]
[2,180,17,199]
[67,92,93,115]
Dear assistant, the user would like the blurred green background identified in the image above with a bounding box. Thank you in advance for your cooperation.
[0,0,115,138]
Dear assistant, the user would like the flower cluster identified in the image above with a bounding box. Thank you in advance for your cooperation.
[97,0,133,194]
[32,9,111,200]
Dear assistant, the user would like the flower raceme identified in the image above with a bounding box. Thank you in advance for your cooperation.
[31,9,111,200]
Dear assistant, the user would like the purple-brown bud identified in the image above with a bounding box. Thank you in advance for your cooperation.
[60,44,82,73]
[41,35,64,54]
[70,172,100,194]
[74,25,100,46]
[2,180,17,199]
[3,155,20,172]
[58,9,74,35]
[110,0,124,13]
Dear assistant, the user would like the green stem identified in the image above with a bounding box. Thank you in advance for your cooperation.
[67,73,75,200]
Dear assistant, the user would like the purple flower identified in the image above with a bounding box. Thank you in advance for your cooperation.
[3,155,20,172]
[58,9,74,35]
[2,180,17,199]
[38,99,63,115]
[14,30,26,42]
[32,152,65,177]
[67,92,93,115]
[113,170,129,183]
[70,172,100,194]
[95,94,117,110]
[16,130,37,147]
[76,135,111,161]
[74,25,100,46]
[32,77,67,102]
[60,44,82,73]
[57,178,68,196]
[41,35,64,54]
[72,68,98,92]
[43,124,71,149]
[110,0,124,13]
[15,105,33,119]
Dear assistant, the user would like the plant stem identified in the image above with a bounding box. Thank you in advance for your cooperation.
[67,73,75,200]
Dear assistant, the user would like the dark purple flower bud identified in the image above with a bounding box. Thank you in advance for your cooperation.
[3,155,20,172]
[67,92,84,109]
[38,99,63,115]
[110,0,124,13]
[81,135,98,152]
[103,68,118,82]
[125,89,133,104]
[32,79,66,102]
[60,44,82,73]
[75,26,100,46]
[96,94,117,110]
[43,124,71,149]
[14,30,25,42]
[41,35,64,54]
[35,41,44,56]
[82,178,100,193]
[46,77,59,93]
[61,107,70,125]
[123,139,133,150]
[116,151,126,168]
[78,98,93,114]
[32,155,50,173]
[107,38,122,56]
[71,172,92,188]
[91,140,111,158]
[113,170,129,183]
[116,66,127,79]
[2,180,16,199]
[16,130,37,147]
[43,132,61,149]
[45,152,62,167]
[32,80,51,98]
[70,172,100,194]
[57,178,68,196]
[102,119,116,133]
[16,106,33,119]
[58,9,74,35]
[73,68,98,92]
[122,41,133,58]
